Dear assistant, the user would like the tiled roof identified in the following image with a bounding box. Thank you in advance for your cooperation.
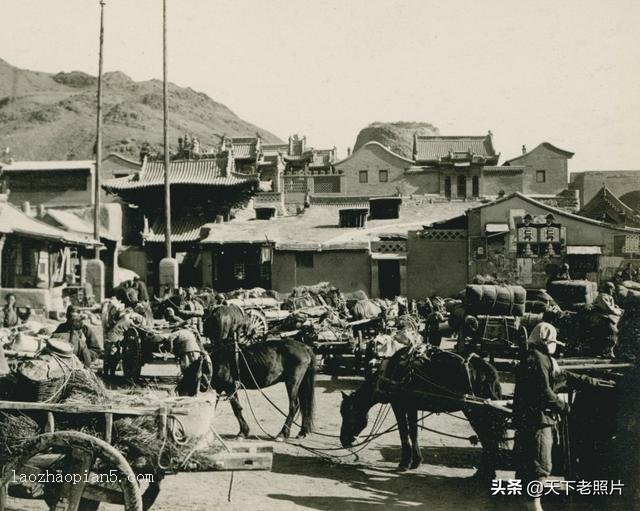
[580,186,640,227]
[201,199,477,250]
[0,160,94,172]
[482,165,524,174]
[102,157,256,192]
[0,201,98,246]
[414,135,496,162]
[143,217,206,243]
[232,143,255,159]
[261,144,288,156]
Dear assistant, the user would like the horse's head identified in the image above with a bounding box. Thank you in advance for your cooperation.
[339,390,369,447]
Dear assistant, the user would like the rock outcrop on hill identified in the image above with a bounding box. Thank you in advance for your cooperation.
[0,58,282,161]
[353,121,440,159]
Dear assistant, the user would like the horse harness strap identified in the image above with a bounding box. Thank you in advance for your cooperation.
[463,352,478,397]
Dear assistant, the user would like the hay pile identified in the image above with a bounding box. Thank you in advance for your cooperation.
[0,412,39,462]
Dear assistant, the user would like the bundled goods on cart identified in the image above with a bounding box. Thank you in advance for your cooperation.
[284,282,343,310]
[547,279,598,309]
[224,287,279,300]
[464,284,527,316]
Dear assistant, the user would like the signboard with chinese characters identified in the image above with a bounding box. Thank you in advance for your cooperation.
[515,213,564,258]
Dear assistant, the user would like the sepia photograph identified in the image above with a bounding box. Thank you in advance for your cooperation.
[0,1,639,510]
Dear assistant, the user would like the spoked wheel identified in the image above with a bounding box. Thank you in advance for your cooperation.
[243,309,268,344]
[0,431,143,511]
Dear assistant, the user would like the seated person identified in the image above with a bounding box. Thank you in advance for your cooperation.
[52,305,102,364]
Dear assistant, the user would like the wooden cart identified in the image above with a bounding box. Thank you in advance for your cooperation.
[0,398,273,511]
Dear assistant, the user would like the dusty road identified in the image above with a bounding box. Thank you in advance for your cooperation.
[7,361,630,510]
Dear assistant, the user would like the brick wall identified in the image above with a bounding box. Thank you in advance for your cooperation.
[407,229,468,298]
[570,170,640,206]
[509,145,569,195]
[335,143,418,196]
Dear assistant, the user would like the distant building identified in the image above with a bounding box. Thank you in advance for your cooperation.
[578,185,640,228]
[0,195,99,314]
[0,159,96,207]
[102,150,258,292]
[407,192,640,296]
[570,169,640,208]
[199,196,476,297]
[503,142,574,196]
[101,152,142,179]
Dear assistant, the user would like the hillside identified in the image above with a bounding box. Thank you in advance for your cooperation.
[0,58,282,160]
[353,121,440,159]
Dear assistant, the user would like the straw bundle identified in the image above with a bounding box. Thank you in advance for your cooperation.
[0,412,39,462]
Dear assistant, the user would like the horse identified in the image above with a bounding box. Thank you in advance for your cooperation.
[340,347,508,480]
[204,339,316,439]
[202,304,249,344]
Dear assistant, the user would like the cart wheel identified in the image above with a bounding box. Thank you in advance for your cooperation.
[244,309,268,343]
[0,431,143,511]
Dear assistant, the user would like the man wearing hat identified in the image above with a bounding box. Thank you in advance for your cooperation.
[52,305,102,365]
[171,328,211,395]
[593,281,624,358]
[513,322,604,511]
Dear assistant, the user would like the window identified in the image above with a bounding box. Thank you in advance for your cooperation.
[472,176,479,197]
[536,170,546,183]
[359,170,368,184]
[379,169,388,182]
[295,252,314,268]
[457,175,466,197]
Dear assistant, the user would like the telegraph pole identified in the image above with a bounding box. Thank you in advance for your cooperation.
[94,0,105,258]
[158,0,178,292]
[163,0,172,258]
[87,0,107,302]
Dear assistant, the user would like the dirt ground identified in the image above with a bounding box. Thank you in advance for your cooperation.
[7,357,632,511]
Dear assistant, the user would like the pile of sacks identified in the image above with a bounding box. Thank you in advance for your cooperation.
[371,328,422,359]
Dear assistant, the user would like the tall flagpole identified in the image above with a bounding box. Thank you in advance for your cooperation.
[94,0,105,259]
[163,0,172,258]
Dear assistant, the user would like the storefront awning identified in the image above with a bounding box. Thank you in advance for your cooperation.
[485,223,509,233]
[566,246,602,255]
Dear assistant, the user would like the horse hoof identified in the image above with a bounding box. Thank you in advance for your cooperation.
[296,432,307,439]
[410,460,422,470]
[397,465,409,472]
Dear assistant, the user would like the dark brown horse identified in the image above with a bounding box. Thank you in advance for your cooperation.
[208,339,316,440]
[202,306,316,439]
[340,347,508,480]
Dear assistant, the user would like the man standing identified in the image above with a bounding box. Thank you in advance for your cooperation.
[513,322,602,511]
[1,294,19,328]
[593,281,624,358]
[179,287,204,333]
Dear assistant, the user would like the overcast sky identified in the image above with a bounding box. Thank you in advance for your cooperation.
[2,0,640,172]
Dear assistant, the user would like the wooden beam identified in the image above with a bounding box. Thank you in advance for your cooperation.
[0,400,189,416]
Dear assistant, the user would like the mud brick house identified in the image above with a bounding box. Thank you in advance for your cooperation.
[102,152,258,292]
[199,197,474,297]
[0,159,96,207]
[407,193,640,297]
[502,142,574,196]
[570,170,640,209]
[0,194,99,314]
[332,142,420,197]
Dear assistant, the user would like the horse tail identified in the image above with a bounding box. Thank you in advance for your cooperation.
[299,348,316,433]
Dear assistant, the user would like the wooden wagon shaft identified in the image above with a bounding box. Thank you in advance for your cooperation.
[0,400,190,416]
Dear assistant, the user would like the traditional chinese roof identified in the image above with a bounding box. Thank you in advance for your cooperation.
[579,186,640,227]
[143,217,206,243]
[333,141,414,167]
[0,200,98,246]
[413,135,498,164]
[102,156,254,192]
